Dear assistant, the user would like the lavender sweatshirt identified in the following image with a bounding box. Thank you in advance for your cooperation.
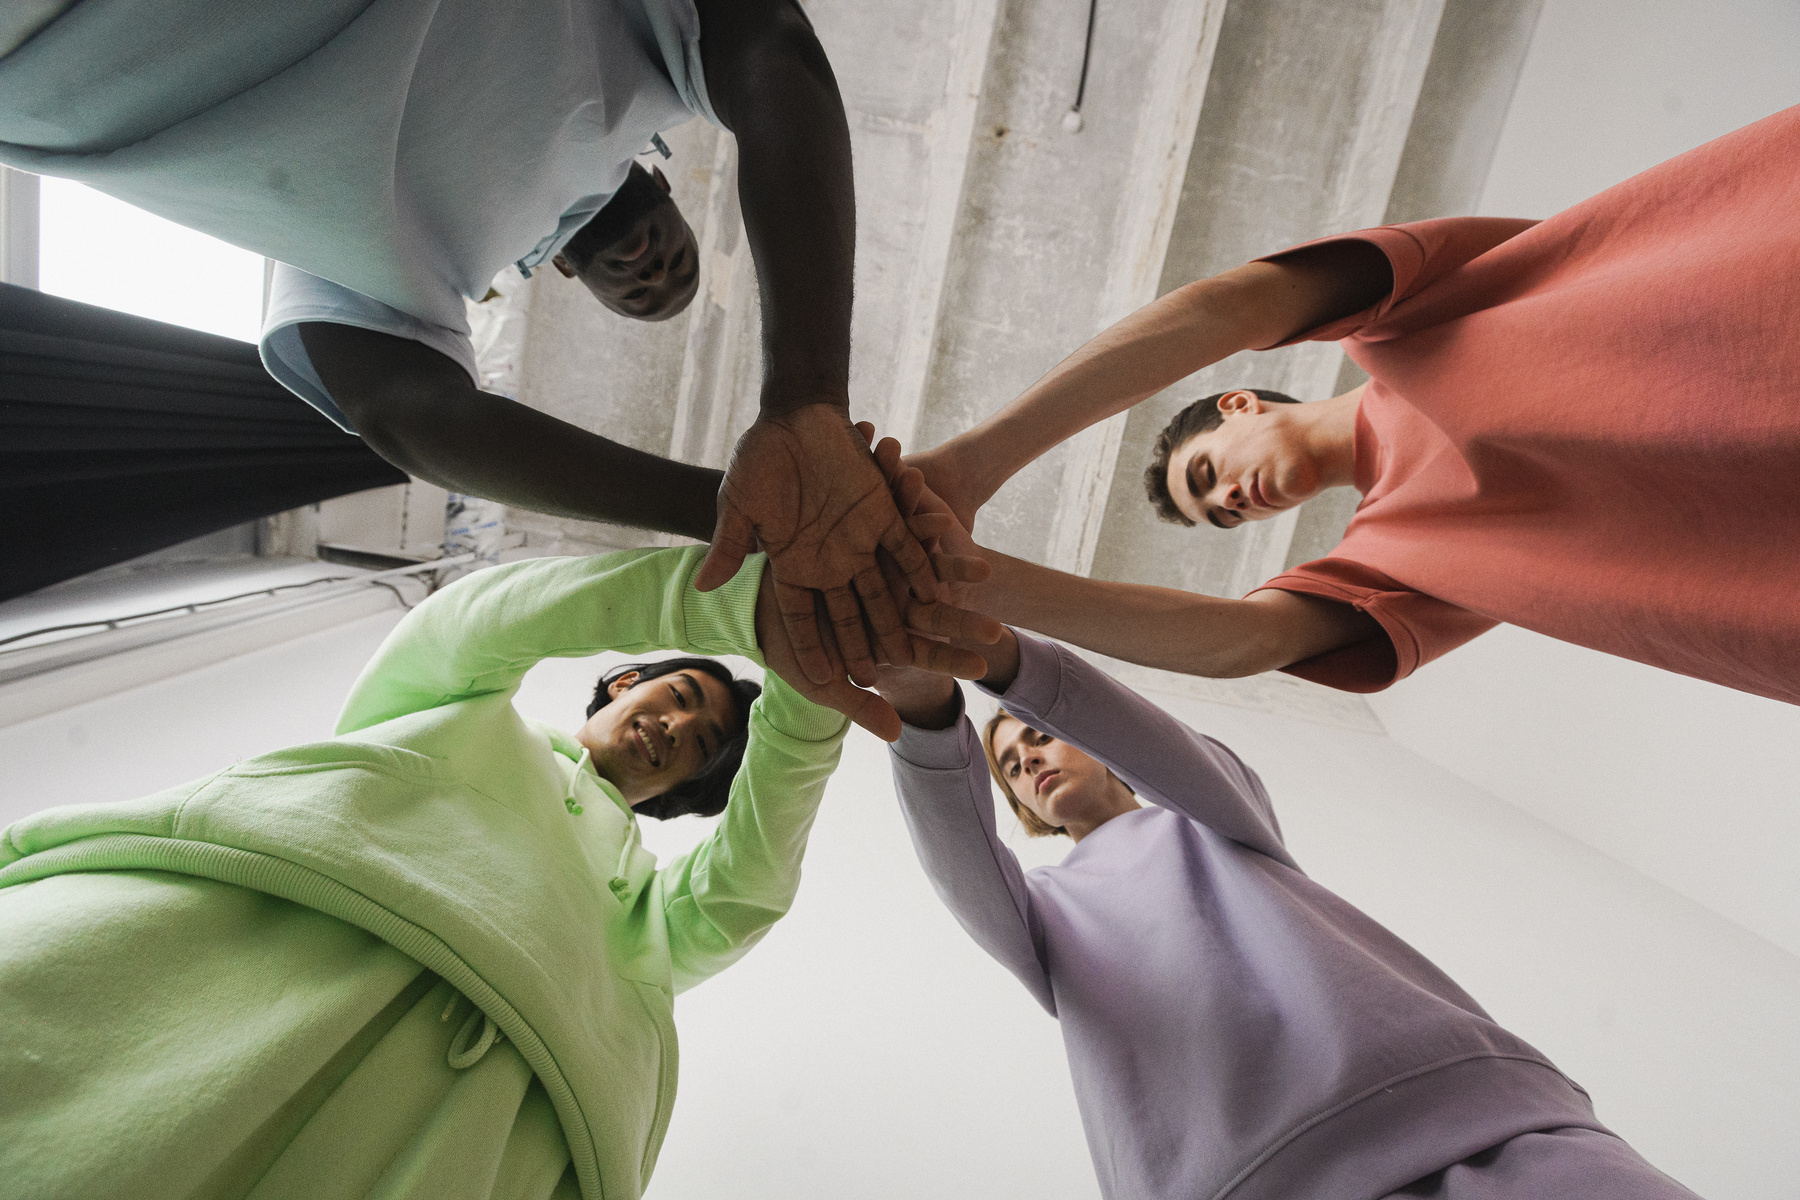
[888,633,1605,1200]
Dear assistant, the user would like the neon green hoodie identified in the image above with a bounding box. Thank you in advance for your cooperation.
[0,547,846,1200]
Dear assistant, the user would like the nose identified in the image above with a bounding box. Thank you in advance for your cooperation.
[1210,480,1248,511]
[636,256,666,284]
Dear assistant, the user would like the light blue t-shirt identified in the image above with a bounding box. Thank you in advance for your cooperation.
[0,0,718,431]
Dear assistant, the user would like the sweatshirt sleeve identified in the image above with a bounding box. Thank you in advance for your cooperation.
[886,695,1056,1015]
[984,633,1300,872]
[335,546,763,735]
[655,664,848,994]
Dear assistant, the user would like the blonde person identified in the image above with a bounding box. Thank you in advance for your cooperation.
[0,537,992,1200]
[874,626,1701,1200]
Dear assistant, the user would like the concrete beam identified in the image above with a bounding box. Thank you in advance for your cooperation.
[1041,0,1230,575]
[881,0,1004,449]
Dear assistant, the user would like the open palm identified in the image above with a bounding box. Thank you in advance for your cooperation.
[696,404,938,687]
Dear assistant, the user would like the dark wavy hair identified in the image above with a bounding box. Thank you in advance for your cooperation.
[588,657,762,821]
[1143,389,1302,525]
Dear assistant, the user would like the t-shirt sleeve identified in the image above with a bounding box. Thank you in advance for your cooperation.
[1256,557,1498,692]
[258,263,478,434]
[1256,216,1540,346]
[639,0,722,127]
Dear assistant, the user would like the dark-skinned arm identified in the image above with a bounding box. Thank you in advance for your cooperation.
[688,0,937,689]
[297,323,721,539]
[908,241,1394,530]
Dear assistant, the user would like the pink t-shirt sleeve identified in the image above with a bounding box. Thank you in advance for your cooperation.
[1256,558,1498,693]
[1256,217,1540,345]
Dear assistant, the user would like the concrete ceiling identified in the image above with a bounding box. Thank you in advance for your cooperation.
[497,0,1544,727]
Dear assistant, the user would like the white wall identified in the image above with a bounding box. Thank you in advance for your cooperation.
[3,611,1795,1200]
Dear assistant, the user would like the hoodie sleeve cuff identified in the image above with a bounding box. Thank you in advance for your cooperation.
[678,550,765,658]
[976,630,1064,720]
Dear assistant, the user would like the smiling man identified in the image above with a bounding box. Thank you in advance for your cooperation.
[0,0,940,699]
[907,105,1800,707]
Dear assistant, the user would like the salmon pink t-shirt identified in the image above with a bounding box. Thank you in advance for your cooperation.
[1256,105,1800,705]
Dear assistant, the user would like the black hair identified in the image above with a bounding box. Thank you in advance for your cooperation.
[1143,389,1303,526]
[560,163,673,273]
[588,657,762,821]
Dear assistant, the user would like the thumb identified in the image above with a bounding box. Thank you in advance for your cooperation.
[811,678,904,742]
[694,505,757,592]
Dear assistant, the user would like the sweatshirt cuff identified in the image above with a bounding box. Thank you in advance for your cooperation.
[679,549,765,658]
[892,690,973,769]
[977,630,1063,719]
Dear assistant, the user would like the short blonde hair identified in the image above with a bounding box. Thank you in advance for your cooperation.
[982,711,1068,839]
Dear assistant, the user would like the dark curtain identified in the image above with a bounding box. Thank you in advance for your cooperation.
[0,283,406,601]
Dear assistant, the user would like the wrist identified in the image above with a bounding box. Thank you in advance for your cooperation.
[758,383,850,420]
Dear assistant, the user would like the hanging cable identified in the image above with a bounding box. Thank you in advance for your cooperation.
[1063,0,1101,133]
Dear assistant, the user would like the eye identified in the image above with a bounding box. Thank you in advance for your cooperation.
[624,287,648,301]
[1205,459,1217,489]
[670,683,686,708]
[1007,762,1019,778]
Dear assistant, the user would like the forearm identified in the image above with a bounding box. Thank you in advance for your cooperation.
[704,1,854,412]
[298,322,719,539]
[365,387,720,539]
[937,241,1395,508]
[941,267,1278,503]
[975,550,1375,679]
[337,547,762,733]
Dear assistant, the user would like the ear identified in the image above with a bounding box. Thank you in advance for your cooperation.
[652,164,672,194]
[607,670,641,700]
[551,253,579,279]
[1217,390,1263,418]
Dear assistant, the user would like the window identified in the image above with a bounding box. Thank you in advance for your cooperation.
[37,176,265,343]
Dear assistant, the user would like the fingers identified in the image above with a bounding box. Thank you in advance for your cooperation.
[807,677,904,743]
[877,511,939,604]
[872,436,904,482]
[822,581,881,686]
[775,580,838,686]
[695,506,757,593]
[907,511,961,544]
[929,551,991,584]
[906,635,991,681]
[905,597,1004,645]
[894,464,925,518]
[850,559,915,669]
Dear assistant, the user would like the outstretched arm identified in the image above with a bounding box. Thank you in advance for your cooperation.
[689,0,936,689]
[298,323,721,539]
[910,241,1392,529]
[973,546,1381,680]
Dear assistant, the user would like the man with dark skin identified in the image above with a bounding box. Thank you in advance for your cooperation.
[296,0,935,693]
[0,0,940,706]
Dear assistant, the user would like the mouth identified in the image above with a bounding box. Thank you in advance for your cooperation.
[1247,474,1273,511]
[631,718,665,769]
[610,227,654,267]
[1034,769,1060,796]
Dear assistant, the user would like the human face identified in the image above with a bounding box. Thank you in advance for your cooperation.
[575,669,737,804]
[554,166,700,322]
[1164,391,1325,529]
[991,716,1136,841]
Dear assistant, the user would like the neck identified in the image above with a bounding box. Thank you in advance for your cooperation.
[1287,386,1363,491]
[1065,791,1142,842]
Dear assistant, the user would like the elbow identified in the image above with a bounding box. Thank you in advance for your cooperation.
[335,382,471,485]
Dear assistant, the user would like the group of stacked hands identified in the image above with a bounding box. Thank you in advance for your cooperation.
[0,1,1793,1198]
